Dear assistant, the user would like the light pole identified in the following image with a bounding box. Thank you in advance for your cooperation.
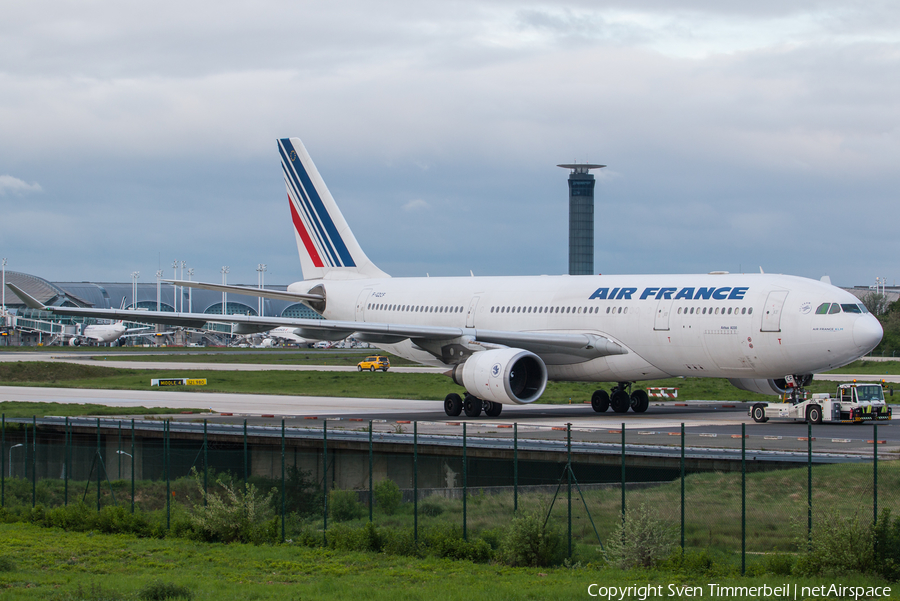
[9,443,23,477]
[257,263,267,316]
[180,261,186,312]
[131,271,140,310]
[187,268,194,313]
[172,261,178,313]
[156,270,163,312]
[221,266,229,315]
[2,257,7,319]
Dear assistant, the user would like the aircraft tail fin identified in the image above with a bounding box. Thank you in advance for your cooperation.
[279,137,389,281]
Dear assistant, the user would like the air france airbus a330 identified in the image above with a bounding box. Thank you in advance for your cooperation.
[10,137,883,418]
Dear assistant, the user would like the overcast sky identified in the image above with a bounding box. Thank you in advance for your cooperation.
[1,1,898,289]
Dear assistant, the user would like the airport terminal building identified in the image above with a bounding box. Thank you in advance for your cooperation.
[1,271,321,345]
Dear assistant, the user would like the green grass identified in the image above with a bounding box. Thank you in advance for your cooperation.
[2,360,896,405]
[0,520,894,600]
[0,361,785,403]
[0,402,207,419]
[826,359,900,375]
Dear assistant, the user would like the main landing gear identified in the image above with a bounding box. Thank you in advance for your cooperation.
[443,393,502,418]
[591,383,649,414]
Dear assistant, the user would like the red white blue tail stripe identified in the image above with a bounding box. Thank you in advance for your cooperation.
[279,138,355,269]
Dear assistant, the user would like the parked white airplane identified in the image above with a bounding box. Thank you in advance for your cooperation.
[261,326,309,347]
[9,137,883,417]
[66,321,152,346]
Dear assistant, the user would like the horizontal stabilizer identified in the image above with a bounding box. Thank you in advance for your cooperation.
[164,280,324,302]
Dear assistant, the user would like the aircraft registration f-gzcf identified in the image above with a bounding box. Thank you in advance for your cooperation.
[9,137,883,418]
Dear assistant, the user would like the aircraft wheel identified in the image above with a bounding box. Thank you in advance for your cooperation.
[611,389,630,413]
[591,390,610,413]
[484,401,502,417]
[444,393,462,417]
[751,403,768,423]
[463,394,483,418]
[806,404,823,425]
[630,389,650,413]
[369,366,375,372]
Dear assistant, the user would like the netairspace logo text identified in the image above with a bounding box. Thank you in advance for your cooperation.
[586,583,892,600]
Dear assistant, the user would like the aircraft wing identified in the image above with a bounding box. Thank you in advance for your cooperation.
[165,280,324,303]
[7,282,626,364]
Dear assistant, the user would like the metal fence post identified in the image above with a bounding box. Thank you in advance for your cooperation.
[567,423,572,559]
[130,418,135,514]
[243,419,248,488]
[807,422,812,547]
[64,417,69,507]
[680,422,684,553]
[323,419,327,546]
[1,414,5,507]
[32,416,36,508]
[203,419,208,505]
[741,422,746,575]
[874,423,878,524]
[166,420,170,529]
[368,421,373,522]
[117,421,122,479]
[281,419,285,543]
[513,422,518,513]
[96,418,101,512]
[463,422,467,541]
[621,423,625,523]
[414,421,418,544]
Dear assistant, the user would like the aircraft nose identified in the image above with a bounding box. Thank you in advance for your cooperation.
[853,315,883,353]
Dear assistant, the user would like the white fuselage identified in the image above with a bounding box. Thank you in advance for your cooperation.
[290,272,881,382]
[77,323,127,344]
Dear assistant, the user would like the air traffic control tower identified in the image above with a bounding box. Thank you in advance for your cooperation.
[558,162,605,275]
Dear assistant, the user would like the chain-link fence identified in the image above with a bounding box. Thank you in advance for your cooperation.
[0,415,894,569]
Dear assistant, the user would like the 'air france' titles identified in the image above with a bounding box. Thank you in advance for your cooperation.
[589,286,749,301]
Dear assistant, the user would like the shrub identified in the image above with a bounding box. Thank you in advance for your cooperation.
[0,556,16,572]
[501,508,565,567]
[793,510,874,576]
[875,509,900,581]
[328,522,381,553]
[328,489,365,522]
[189,471,277,544]
[763,549,796,576]
[380,527,418,557]
[138,581,193,600]
[422,524,492,562]
[373,480,401,515]
[604,504,676,570]
[419,500,444,517]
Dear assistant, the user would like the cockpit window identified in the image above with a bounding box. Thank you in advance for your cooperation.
[856,385,884,402]
[815,303,830,314]
[840,304,862,314]
[858,304,869,314]
[828,303,842,314]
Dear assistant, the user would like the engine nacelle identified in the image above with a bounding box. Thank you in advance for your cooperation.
[450,348,547,405]
[69,338,81,347]
[728,378,789,396]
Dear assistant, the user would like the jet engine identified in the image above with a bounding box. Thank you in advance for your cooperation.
[450,348,547,405]
[69,338,82,347]
[728,378,790,396]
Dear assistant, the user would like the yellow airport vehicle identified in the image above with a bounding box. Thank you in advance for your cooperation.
[357,355,390,372]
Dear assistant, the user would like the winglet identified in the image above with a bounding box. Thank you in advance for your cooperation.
[5,283,47,310]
